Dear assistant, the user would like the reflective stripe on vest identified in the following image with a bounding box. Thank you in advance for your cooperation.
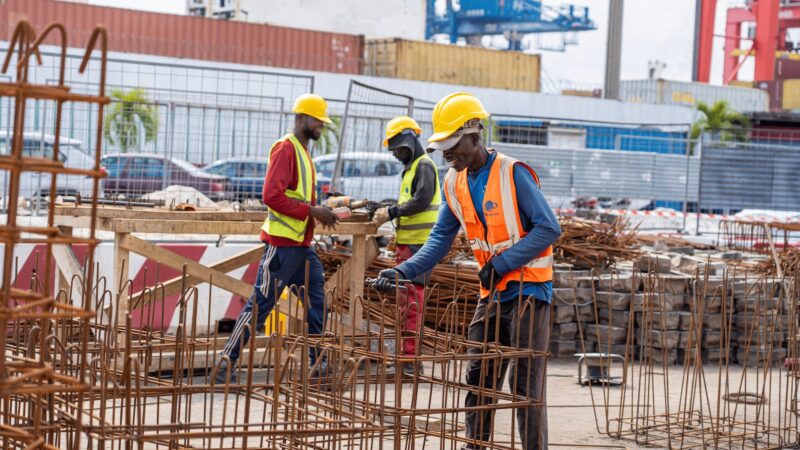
[261,134,315,242]
[443,151,553,298]
[396,154,441,245]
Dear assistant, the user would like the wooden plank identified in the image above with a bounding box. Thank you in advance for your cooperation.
[130,244,265,308]
[324,237,379,293]
[120,235,305,322]
[55,205,267,222]
[349,236,368,330]
[112,219,262,235]
[120,234,253,298]
[114,232,130,349]
[52,242,82,296]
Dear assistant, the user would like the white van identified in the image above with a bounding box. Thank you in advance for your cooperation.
[0,131,102,203]
[313,152,404,202]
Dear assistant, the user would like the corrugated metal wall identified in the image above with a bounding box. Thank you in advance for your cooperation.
[494,143,699,203]
[0,0,364,74]
[620,79,769,113]
[699,142,800,211]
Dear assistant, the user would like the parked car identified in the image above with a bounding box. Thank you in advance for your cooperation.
[0,131,102,201]
[101,153,229,201]
[203,157,267,201]
[313,152,403,202]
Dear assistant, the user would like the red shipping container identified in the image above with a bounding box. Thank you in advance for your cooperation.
[775,58,800,80]
[0,0,364,74]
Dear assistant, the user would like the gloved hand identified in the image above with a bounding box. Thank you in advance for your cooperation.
[372,268,405,293]
[373,207,391,226]
[478,258,501,291]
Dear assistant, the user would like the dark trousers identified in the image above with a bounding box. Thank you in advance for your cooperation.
[219,244,327,365]
[464,299,550,450]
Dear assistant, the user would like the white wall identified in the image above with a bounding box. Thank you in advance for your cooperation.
[240,0,426,40]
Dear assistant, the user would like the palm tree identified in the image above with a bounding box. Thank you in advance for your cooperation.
[104,89,159,152]
[314,115,341,155]
[690,100,750,148]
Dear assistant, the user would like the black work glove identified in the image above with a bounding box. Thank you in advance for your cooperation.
[478,259,501,291]
[373,268,406,293]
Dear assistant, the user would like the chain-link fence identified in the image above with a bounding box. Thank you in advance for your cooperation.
[1,48,313,210]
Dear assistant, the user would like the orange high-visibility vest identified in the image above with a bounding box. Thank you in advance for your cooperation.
[443,151,553,299]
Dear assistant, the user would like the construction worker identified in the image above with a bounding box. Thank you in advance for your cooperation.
[372,92,561,450]
[372,116,441,375]
[215,93,338,383]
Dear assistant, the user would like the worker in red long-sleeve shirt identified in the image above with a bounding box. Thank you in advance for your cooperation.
[215,94,338,384]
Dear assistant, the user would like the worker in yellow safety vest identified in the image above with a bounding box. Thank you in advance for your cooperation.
[215,93,338,384]
[372,93,561,449]
[372,116,441,376]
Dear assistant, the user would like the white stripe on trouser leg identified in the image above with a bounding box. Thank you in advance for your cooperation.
[258,246,277,297]
[222,311,252,356]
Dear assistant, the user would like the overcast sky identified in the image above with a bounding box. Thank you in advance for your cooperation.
[88,0,750,88]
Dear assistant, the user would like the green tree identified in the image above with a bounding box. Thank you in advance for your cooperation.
[313,115,341,155]
[690,100,750,150]
[103,89,159,152]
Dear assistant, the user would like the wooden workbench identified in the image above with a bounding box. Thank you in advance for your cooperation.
[53,206,379,341]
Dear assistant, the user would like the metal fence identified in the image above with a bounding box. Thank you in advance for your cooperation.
[494,142,699,209]
[1,48,313,208]
[699,139,800,212]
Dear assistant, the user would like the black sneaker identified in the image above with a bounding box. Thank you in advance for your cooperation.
[213,360,238,384]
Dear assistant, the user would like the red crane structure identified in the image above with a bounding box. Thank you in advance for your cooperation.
[695,0,795,84]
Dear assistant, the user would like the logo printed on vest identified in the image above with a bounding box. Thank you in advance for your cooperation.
[484,200,498,211]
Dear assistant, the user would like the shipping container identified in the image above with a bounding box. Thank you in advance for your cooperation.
[364,38,540,92]
[782,79,800,110]
[0,0,364,74]
[620,79,769,113]
[775,58,800,80]
[754,80,783,111]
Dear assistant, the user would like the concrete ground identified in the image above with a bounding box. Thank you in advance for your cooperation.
[125,357,795,449]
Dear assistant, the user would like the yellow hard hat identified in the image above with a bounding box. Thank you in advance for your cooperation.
[292,93,332,124]
[428,92,489,144]
[383,116,421,147]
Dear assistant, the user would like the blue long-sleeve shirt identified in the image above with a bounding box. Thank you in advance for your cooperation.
[396,151,562,303]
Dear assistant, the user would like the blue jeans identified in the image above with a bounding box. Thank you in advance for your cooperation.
[219,244,327,365]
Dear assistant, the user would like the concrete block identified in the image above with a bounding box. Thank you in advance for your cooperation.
[550,339,576,357]
[702,331,725,348]
[595,292,630,311]
[696,276,731,295]
[595,342,629,356]
[731,279,779,297]
[596,273,640,293]
[553,305,576,324]
[585,324,628,345]
[599,308,631,327]
[635,254,672,273]
[734,296,780,313]
[642,274,690,294]
[630,293,674,312]
[576,304,595,323]
[640,330,680,350]
[678,348,700,364]
[703,348,733,364]
[553,269,591,288]
[572,276,595,289]
[703,314,724,330]
[636,311,680,330]
[678,330,701,349]
[553,287,594,304]
[737,330,786,346]
[735,313,790,332]
[642,347,678,365]
[678,312,693,330]
[552,322,578,340]
[736,347,787,367]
